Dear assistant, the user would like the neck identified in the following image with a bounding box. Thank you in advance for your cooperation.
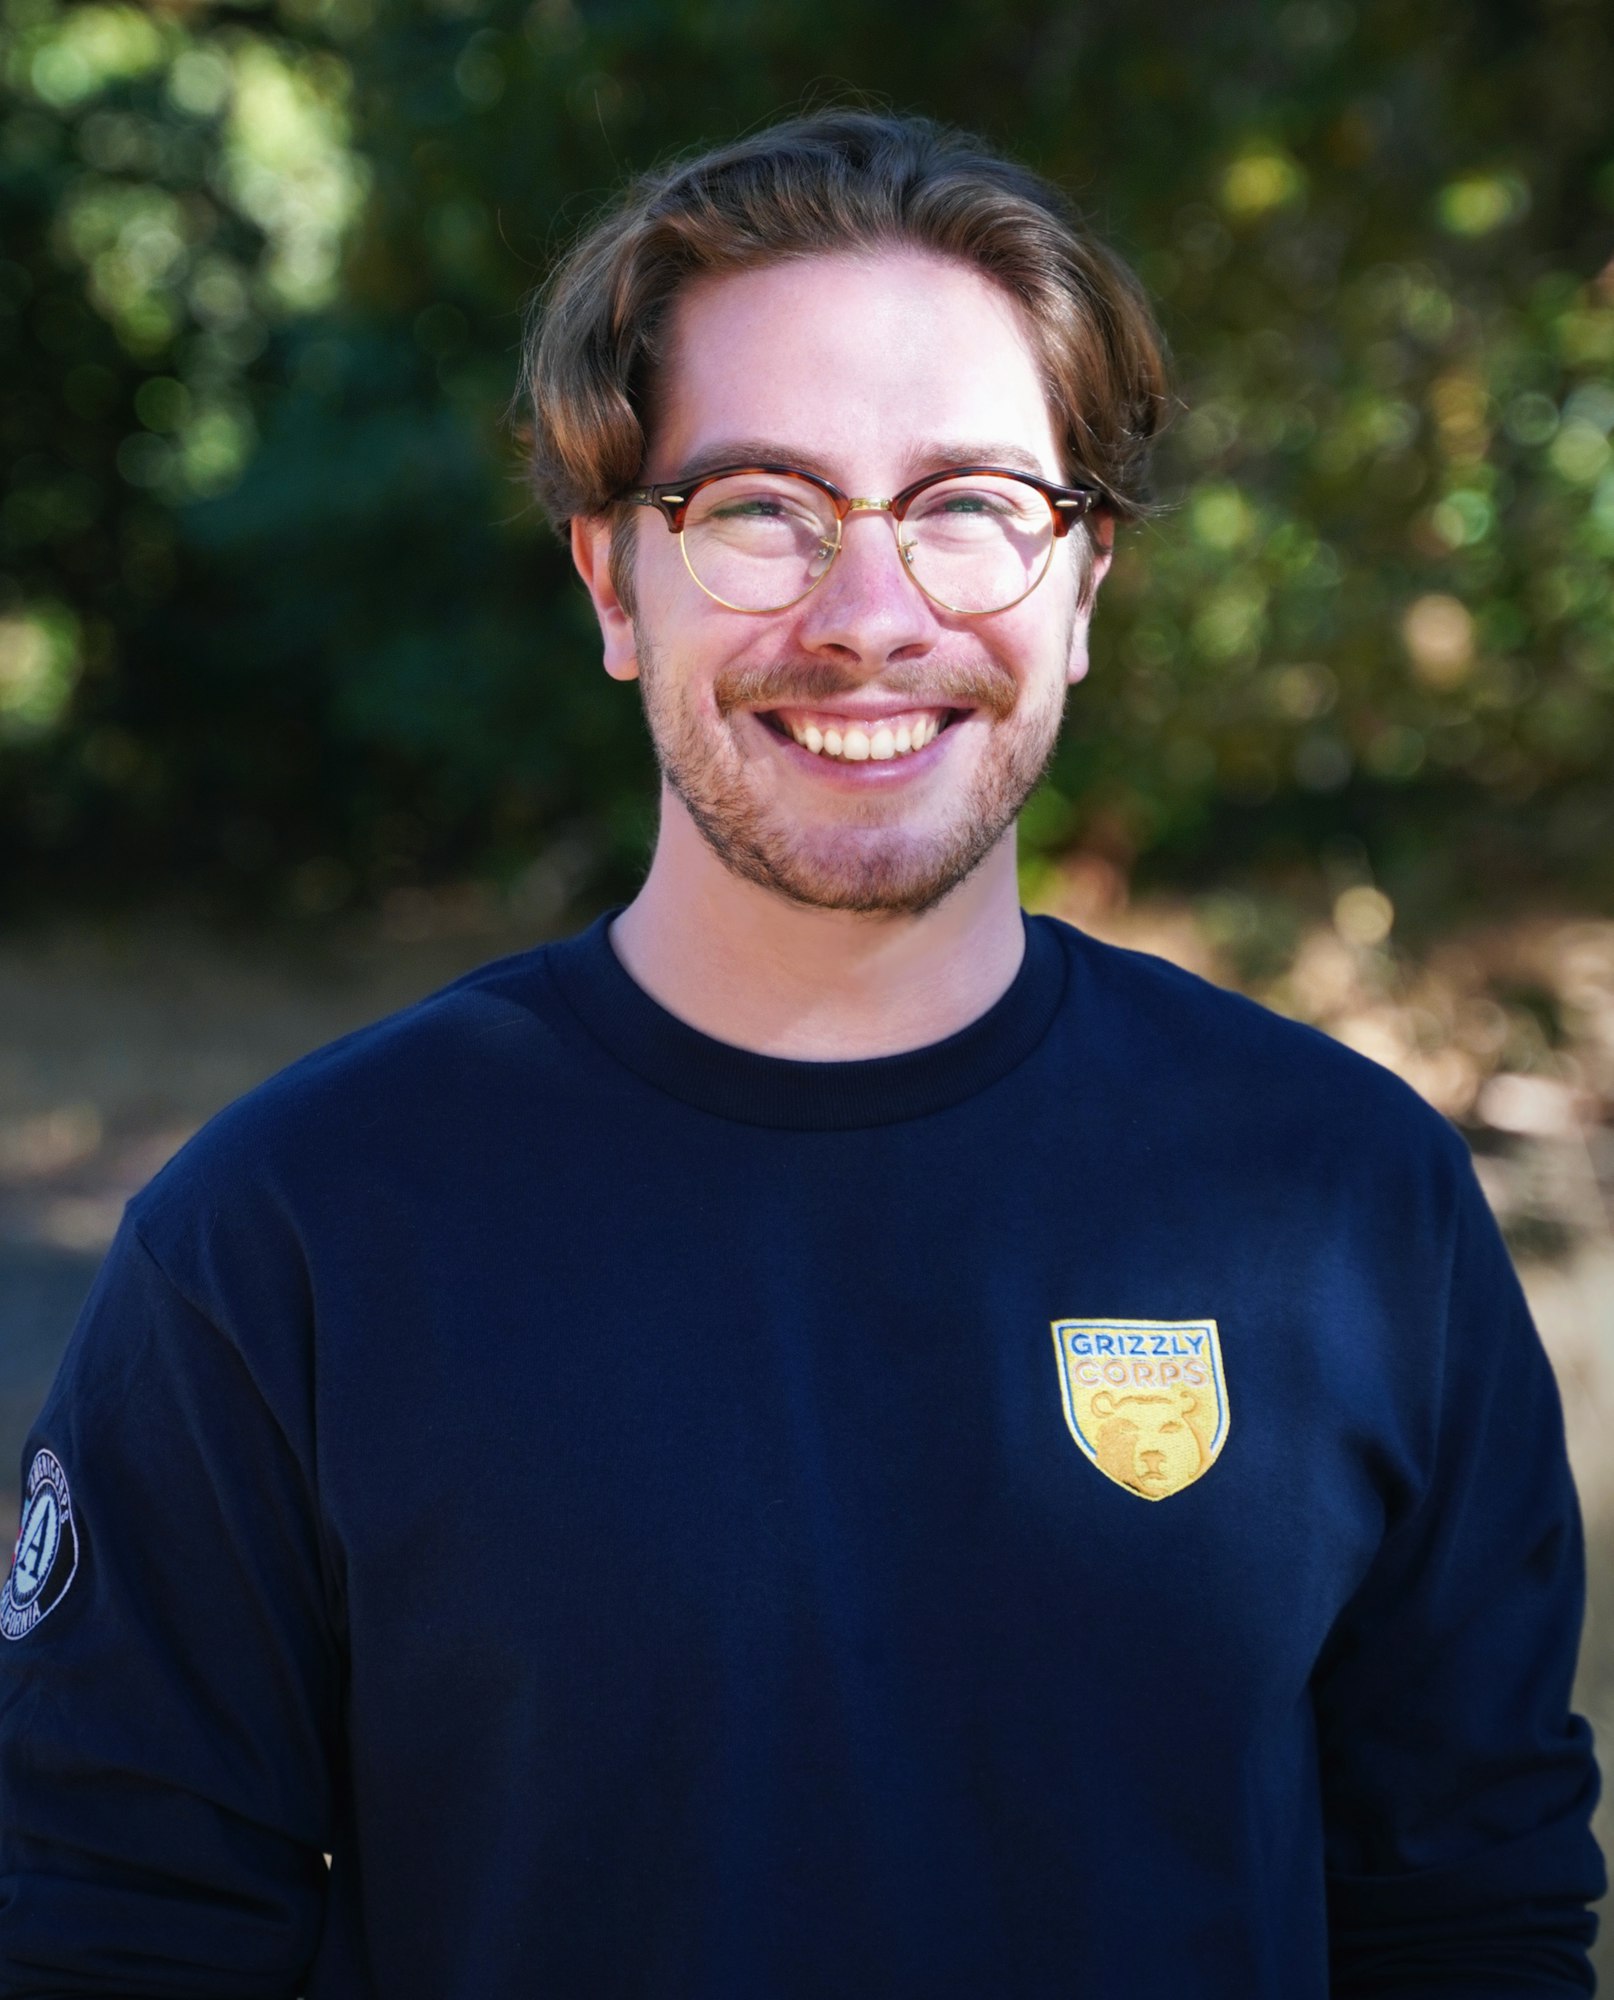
[608,791,1027,1060]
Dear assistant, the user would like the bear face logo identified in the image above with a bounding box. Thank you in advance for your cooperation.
[1050,1320,1229,1501]
[1091,1385,1205,1497]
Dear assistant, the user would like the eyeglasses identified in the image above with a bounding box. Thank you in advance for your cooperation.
[621,463,1101,617]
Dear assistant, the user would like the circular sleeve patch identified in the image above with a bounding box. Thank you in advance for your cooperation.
[2,1449,79,1640]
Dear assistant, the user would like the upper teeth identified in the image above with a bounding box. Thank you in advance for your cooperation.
[787,715,943,761]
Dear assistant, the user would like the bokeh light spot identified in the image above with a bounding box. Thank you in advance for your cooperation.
[1334,885,1395,947]
[0,606,83,740]
[1402,593,1475,688]
[1437,173,1528,236]
[1221,148,1306,218]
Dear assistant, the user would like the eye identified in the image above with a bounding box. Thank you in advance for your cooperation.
[708,495,791,520]
[917,486,1013,517]
[906,476,1047,533]
[689,475,831,537]
[1159,1421,1185,1434]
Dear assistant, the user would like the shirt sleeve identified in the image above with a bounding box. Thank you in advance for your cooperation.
[0,1215,339,1998]
[1316,1149,1606,1994]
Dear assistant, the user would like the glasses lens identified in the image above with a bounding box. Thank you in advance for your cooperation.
[682,473,839,611]
[901,474,1056,613]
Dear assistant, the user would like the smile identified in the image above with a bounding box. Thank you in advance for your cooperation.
[758,707,958,763]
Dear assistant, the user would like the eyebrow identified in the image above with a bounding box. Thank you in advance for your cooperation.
[666,439,1054,488]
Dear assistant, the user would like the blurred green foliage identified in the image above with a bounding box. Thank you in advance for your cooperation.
[1,0,1612,926]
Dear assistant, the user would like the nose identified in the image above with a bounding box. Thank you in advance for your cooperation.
[794,505,938,665]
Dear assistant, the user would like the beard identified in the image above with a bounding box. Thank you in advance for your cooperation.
[634,631,1074,918]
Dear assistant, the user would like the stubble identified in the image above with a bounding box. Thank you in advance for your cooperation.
[635,631,1075,918]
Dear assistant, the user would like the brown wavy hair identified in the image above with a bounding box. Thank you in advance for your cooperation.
[512,110,1169,604]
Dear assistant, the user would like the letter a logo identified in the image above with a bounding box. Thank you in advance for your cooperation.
[2,1449,79,1640]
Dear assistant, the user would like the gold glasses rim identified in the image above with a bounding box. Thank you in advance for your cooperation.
[619,461,1102,618]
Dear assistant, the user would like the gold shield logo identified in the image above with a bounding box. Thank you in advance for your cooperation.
[1049,1319,1229,1501]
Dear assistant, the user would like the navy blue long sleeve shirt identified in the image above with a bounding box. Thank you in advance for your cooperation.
[0,911,1603,1994]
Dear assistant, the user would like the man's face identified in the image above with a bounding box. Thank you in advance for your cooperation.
[579,248,1110,916]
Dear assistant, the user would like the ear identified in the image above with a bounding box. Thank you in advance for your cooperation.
[1090,510,1116,584]
[571,514,640,683]
[1066,513,1116,688]
[1091,1390,1116,1419]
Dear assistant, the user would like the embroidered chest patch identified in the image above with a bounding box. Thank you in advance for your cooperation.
[1050,1319,1230,1501]
[2,1449,80,1640]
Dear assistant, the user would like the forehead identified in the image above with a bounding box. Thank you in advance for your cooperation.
[649,248,1063,482]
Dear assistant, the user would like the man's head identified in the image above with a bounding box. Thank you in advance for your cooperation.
[516,112,1168,917]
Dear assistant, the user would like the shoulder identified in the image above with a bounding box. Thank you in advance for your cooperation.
[1035,913,1473,1190]
[128,937,576,1275]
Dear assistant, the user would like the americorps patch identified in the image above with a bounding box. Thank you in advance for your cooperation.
[2,1449,79,1641]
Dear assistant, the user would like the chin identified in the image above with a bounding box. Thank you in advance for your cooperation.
[693,813,990,918]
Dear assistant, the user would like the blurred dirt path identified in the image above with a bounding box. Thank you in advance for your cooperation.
[2,907,1610,1960]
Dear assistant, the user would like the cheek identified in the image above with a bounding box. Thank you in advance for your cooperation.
[1002,568,1085,693]
[1070,532,1099,609]
[630,506,709,623]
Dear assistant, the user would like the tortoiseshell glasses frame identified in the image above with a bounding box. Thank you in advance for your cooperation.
[620,462,1103,616]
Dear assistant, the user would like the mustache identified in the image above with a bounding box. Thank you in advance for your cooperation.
[714,658,1018,723]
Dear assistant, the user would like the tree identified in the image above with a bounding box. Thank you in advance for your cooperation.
[2,0,1611,923]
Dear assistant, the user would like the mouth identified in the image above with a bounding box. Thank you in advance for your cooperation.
[755,705,963,764]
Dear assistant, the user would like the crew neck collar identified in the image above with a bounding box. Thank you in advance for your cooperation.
[544,908,1068,1131]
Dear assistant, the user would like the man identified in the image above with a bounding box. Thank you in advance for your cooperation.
[0,110,1603,1996]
